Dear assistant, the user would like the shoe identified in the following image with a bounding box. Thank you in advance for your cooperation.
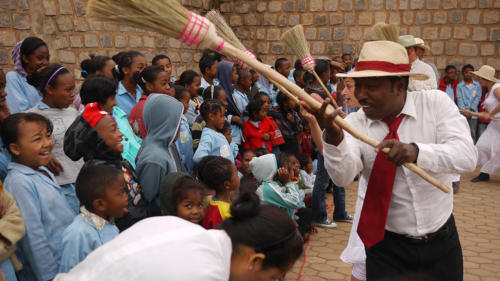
[335,214,354,223]
[314,219,337,228]
[452,181,460,194]
[471,173,489,183]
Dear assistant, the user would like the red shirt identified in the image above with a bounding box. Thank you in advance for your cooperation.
[438,78,459,104]
[298,131,313,157]
[243,117,276,152]
[128,95,149,139]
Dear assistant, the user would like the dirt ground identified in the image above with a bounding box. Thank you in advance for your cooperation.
[285,170,500,281]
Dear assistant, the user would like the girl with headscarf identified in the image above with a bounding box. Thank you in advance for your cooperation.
[217,61,244,145]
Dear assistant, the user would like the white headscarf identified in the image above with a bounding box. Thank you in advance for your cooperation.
[54,217,232,281]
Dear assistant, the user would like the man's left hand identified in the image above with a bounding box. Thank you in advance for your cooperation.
[375,140,419,166]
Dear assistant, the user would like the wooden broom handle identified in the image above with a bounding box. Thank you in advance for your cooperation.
[220,42,451,193]
[311,71,340,109]
[464,110,500,122]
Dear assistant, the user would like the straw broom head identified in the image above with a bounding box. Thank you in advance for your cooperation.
[281,25,316,71]
[205,10,245,51]
[372,22,400,43]
[87,0,220,50]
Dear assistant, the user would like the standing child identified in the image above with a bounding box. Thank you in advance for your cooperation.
[232,68,252,145]
[174,85,194,174]
[159,173,205,224]
[269,92,303,156]
[439,65,459,104]
[59,163,128,273]
[135,94,184,214]
[457,64,482,142]
[298,119,313,157]
[299,155,315,195]
[27,64,82,213]
[112,51,147,116]
[199,54,219,89]
[243,99,275,152]
[197,156,240,229]
[179,70,202,127]
[128,66,171,139]
[3,113,76,281]
[193,100,234,163]
[221,121,238,161]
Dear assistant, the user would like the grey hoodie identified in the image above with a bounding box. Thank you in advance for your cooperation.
[135,94,184,210]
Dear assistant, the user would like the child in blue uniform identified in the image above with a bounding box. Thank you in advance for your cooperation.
[174,85,194,174]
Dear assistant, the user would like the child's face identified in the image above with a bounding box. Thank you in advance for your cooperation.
[320,67,331,84]
[176,190,204,224]
[102,95,117,114]
[10,121,53,169]
[155,58,172,79]
[209,109,226,130]
[232,67,239,84]
[260,95,271,112]
[284,99,296,111]
[330,67,339,84]
[255,106,267,121]
[95,115,124,154]
[240,73,252,90]
[446,68,457,81]
[295,71,306,88]
[251,72,259,83]
[186,76,201,97]
[22,45,50,73]
[97,59,116,79]
[223,127,232,144]
[278,60,291,78]
[206,60,218,79]
[227,164,240,191]
[124,55,146,82]
[217,89,229,107]
[148,71,170,95]
[305,158,314,174]
[46,73,76,109]
[179,94,190,114]
[343,55,353,67]
[100,174,129,218]
[288,156,300,179]
[241,151,256,175]
[463,68,473,81]
[0,70,7,110]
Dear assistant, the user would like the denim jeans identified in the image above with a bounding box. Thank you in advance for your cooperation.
[332,185,347,220]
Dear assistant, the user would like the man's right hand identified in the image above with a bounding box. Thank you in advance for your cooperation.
[300,94,345,146]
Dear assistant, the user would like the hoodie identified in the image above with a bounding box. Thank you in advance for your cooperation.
[250,154,304,217]
[135,94,184,211]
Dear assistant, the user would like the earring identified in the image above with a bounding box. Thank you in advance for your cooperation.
[249,265,254,271]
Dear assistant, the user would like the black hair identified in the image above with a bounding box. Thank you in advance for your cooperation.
[293,68,305,81]
[219,192,303,271]
[76,163,124,211]
[152,54,171,65]
[221,121,231,134]
[202,85,224,101]
[26,63,70,94]
[275,58,289,71]
[198,54,218,75]
[170,175,205,213]
[462,64,474,73]
[136,65,165,93]
[254,148,269,157]
[239,174,259,194]
[237,67,250,85]
[80,55,112,79]
[247,98,265,119]
[314,59,330,76]
[80,75,118,105]
[298,155,312,169]
[173,85,190,100]
[199,99,224,120]
[445,65,457,73]
[111,51,145,81]
[2,113,53,154]
[341,53,352,59]
[196,156,234,192]
[277,152,293,169]
[294,59,303,70]
[276,92,291,109]
[20,37,48,68]
[303,72,314,86]
[253,92,270,102]
[179,70,201,87]
[249,69,257,75]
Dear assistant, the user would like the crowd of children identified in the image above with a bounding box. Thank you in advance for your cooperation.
[0,34,496,280]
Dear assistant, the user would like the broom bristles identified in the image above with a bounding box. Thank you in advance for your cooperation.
[281,25,311,60]
[372,22,400,43]
[205,10,246,51]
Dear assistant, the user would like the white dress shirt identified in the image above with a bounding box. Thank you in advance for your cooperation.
[409,59,438,91]
[323,90,477,237]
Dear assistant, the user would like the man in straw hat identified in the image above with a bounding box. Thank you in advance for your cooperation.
[414,37,440,88]
[302,40,477,281]
[469,65,500,183]
[399,35,437,92]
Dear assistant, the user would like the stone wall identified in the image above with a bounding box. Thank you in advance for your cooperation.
[0,0,499,79]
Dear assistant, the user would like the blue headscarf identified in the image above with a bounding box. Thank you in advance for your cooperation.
[216,60,241,117]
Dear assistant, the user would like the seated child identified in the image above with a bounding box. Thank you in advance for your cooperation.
[128,66,171,139]
[173,85,194,174]
[3,113,77,281]
[135,94,184,214]
[0,182,25,281]
[179,70,202,127]
[221,121,238,161]
[159,173,205,225]
[269,93,303,156]
[64,103,148,231]
[298,155,315,206]
[59,163,128,273]
[193,100,234,163]
[250,153,304,217]
[197,156,240,229]
[243,99,275,152]
[239,149,256,179]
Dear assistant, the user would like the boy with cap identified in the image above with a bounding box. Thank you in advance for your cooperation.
[303,40,477,281]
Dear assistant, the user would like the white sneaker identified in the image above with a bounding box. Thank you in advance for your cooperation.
[314,219,337,228]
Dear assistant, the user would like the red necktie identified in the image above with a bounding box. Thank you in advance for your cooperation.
[357,114,406,249]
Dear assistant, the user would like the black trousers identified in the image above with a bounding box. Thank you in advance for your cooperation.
[366,215,463,281]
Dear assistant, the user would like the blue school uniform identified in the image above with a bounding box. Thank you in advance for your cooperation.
[0,138,11,181]
[457,81,482,118]
[59,206,119,273]
[185,97,203,128]
[116,81,143,117]
[193,127,234,163]
[5,71,41,113]
[176,115,194,174]
[4,162,76,281]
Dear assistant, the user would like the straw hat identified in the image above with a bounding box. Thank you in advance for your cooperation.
[399,35,421,48]
[472,65,500,83]
[414,37,431,52]
[336,41,428,80]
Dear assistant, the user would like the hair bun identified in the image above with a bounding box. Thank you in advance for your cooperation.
[230,192,260,222]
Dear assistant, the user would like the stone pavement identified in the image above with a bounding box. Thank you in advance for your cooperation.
[285,170,500,281]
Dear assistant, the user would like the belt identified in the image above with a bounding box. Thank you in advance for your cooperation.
[385,216,453,245]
